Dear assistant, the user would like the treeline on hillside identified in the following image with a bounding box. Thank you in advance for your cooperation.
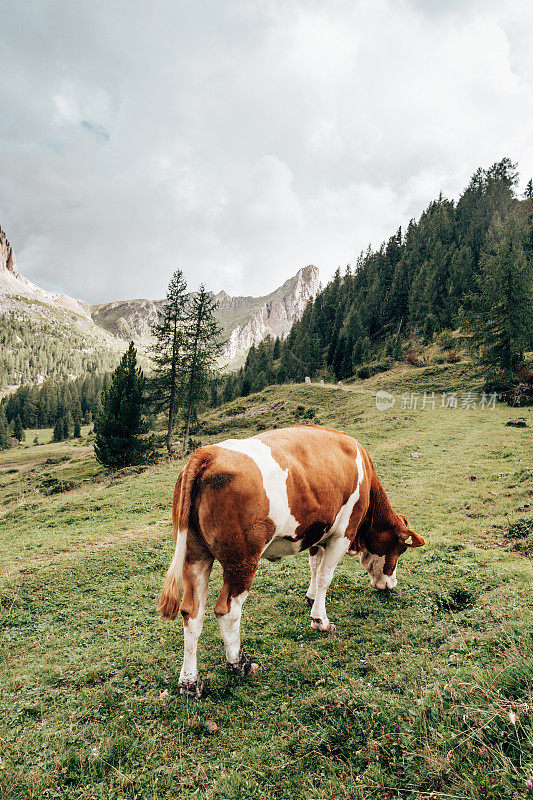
[0,312,119,387]
[1,372,112,433]
[213,159,532,401]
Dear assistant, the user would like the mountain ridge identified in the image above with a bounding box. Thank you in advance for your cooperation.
[0,224,319,385]
[91,265,319,365]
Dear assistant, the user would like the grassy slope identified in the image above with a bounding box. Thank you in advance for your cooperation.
[0,369,532,800]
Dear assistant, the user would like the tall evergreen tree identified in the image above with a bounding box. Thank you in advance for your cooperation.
[12,414,24,442]
[181,285,222,454]
[466,211,533,383]
[62,412,73,440]
[52,419,64,443]
[149,269,188,455]
[94,342,153,468]
[0,407,10,449]
[526,179,533,199]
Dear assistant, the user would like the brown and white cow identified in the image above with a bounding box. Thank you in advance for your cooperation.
[158,425,424,698]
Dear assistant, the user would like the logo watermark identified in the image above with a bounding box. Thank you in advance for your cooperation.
[375,390,498,411]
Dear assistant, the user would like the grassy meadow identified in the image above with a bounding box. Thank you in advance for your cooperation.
[1,369,532,799]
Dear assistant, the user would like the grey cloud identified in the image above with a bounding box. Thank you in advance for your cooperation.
[0,0,532,304]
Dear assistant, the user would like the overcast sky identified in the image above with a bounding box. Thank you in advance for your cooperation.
[1,0,532,304]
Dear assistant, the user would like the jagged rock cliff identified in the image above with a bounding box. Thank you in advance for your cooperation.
[1,220,319,380]
[0,225,90,318]
[0,225,18,277]
[216,265,319,363]
[92,265,320,366]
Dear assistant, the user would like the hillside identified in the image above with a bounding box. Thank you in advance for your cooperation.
[230,160,533,400]
[0,374,531,799]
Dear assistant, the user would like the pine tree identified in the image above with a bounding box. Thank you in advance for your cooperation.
[181,285,222,454]
[94,342,153,468]
[13,414,24,442]
[0,407,10,449]
[74,420,81,438]
[62,412,73,440]
[149,269,188,455]
[466,211,533,384]
[53,419,64,442]
[526,179,533,199]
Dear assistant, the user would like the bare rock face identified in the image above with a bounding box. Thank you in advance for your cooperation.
[217,265,320,363]
[1,219,320,371]
[0,225,19,277]
[91,265,320,367]
[0,224,91,318]
[91,298,163,342]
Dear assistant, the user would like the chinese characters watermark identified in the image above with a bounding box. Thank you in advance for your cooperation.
[375,389,498,412]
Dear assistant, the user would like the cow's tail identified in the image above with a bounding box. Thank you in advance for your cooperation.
[158,449,210,620]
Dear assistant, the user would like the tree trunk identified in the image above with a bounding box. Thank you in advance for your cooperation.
[165,310,179,456]
[182,302,203,455]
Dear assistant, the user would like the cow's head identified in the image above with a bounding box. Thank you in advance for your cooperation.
[359,513,425,590]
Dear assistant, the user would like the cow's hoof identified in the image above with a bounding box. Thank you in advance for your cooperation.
[178,678,204,699]
[304,595,314,608]
[311,618,336,633]
[226,645,256,677]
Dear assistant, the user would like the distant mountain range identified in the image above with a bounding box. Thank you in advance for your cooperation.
[0,224,319,387]
[92,264,319,365]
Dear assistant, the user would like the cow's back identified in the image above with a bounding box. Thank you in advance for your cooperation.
[191,426,369,561]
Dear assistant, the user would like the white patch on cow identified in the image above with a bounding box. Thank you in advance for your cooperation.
[306,546,324,601]
[217,590,249,664]
[310,535,351,629]
[179,562,211,686]
[308,444,365,630]
[215,438,299,557]
[329,443,365,537]
[359,547,397,590]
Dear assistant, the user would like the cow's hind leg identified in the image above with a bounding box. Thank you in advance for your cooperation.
[215,563,260,677]
[310,536,350,632]
[305,545,324,607]
[178,553,213,698]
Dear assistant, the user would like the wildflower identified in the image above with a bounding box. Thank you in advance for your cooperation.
[509,711,517,726]
[526,778,533,790]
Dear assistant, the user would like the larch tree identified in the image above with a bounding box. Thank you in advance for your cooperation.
[150,269,188,455]
[181,285,222,455]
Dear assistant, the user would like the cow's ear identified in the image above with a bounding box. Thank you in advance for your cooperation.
[399,529,425,547]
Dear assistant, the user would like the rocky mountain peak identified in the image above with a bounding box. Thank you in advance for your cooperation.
[91,264,320,367]
[0,225,19,277]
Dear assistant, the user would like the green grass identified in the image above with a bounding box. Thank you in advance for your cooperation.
[1,379,532,799]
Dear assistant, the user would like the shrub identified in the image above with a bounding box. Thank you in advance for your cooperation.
[439,330,455,349]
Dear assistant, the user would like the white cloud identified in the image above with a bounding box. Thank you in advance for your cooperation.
[0,0,532,303]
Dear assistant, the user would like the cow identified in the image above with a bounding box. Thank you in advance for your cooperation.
[158,425,425,698]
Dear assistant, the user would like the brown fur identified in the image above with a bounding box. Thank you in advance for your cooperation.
[158,426,424,624]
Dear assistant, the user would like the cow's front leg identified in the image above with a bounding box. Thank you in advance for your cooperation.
[305,545,324,607]
[215,565,259,676]
[310,536,350,632]
[179,556,213,698]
